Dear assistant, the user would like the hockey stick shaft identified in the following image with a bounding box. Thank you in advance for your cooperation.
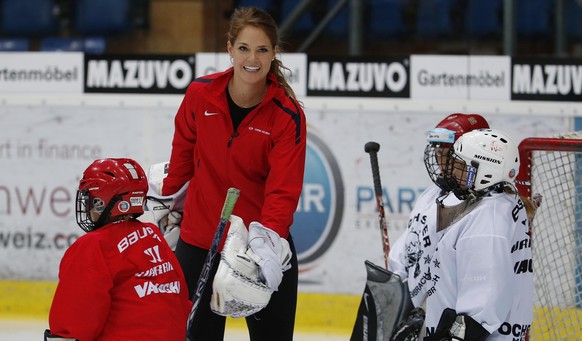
[365,141,390,269]
[186,187,240,339]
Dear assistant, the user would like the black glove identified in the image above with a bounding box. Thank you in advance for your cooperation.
[424,308,490,341]
[390,307,425,341]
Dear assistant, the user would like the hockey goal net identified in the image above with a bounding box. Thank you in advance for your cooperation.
[516,132,582,340]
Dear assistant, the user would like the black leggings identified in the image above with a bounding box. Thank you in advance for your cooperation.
[175,235,298,341]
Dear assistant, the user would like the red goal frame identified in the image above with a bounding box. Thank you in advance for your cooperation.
[516,137,582,198]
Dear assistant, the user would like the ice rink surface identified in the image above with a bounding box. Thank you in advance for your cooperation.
[0,319,347,341]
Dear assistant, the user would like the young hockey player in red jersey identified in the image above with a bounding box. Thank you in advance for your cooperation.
[45,158,191,341]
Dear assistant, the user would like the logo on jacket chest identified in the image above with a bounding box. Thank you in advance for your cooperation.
[248,126,271,136]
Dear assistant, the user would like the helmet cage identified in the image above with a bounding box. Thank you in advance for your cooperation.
[441,149,479,200]
[76,189,92,232]
[424,143,456,192]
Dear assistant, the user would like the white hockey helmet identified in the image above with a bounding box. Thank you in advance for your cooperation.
[444,129,520,199]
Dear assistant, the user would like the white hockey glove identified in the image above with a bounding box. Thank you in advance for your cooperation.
[139,161,189,250]
[211,215,272,318]
[160,211,182,251]
[247,221,292,291]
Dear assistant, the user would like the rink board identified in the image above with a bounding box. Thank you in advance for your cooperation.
[0,280,357,335]
[2,279,582,338]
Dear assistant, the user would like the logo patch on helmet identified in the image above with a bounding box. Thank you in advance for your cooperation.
[466,166,477,188]
[130,197,144,206]
[118,201,130,213]
[490,140,504,152]
[509,169,516,178]
[93,197,105,212]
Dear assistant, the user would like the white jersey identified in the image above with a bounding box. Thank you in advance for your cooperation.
[388,185,462,307]
[423,191,533,340]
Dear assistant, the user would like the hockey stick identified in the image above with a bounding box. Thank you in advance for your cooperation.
[186,187,240,340]
[364,141,390,269]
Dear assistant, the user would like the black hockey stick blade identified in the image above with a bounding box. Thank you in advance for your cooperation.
[186,187,240,340]
[350,260,414,341]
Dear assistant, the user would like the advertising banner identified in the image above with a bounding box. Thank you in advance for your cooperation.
[0,96,572,295]
[410,55,510,101]
[0,52,83,94]
[84,55,196,94]
[306,56,410,98]
[511,57,582,102]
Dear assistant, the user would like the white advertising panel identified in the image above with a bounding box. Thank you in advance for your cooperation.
[0,52,84,94]
[411,55,510,101]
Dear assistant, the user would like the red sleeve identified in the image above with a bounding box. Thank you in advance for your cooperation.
[261,99,307,238]
[48,238,112,340]
[163,84,198,196]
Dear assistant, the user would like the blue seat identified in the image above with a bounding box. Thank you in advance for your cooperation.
[236,0,270,9]
[40,37,106,54]
[74,0,132,35]
[416,0,455,38]
[567,0,582,39]
[41,37,83,51]
[83,37,107,54]
[0,0,58,36]
[368,0,406,38]
[281,0,316,35]
[465,0,502,37]
[325,0,349,37]
[0,38,29,51]
[281,0,348,38]
[516,0,552,37]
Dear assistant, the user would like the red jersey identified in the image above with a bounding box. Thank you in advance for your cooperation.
[49,220,191,341]
[163,68,306,249]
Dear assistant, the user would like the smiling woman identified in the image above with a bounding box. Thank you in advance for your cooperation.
[227,25,273,108]
[161,6,307,341]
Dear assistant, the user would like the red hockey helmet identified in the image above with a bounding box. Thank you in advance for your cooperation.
[426,113,490,147]
[76,158,148,232]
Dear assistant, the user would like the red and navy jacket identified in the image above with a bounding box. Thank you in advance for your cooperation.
[163,68,306,249]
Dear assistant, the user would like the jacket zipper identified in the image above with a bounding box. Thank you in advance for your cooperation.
[227,131,239,147]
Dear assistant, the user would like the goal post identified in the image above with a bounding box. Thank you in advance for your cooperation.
[516,132,582,340]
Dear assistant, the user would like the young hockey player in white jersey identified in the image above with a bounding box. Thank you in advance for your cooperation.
[389,114,490,306]
[387,113,490,340]
[422,129,533,340]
